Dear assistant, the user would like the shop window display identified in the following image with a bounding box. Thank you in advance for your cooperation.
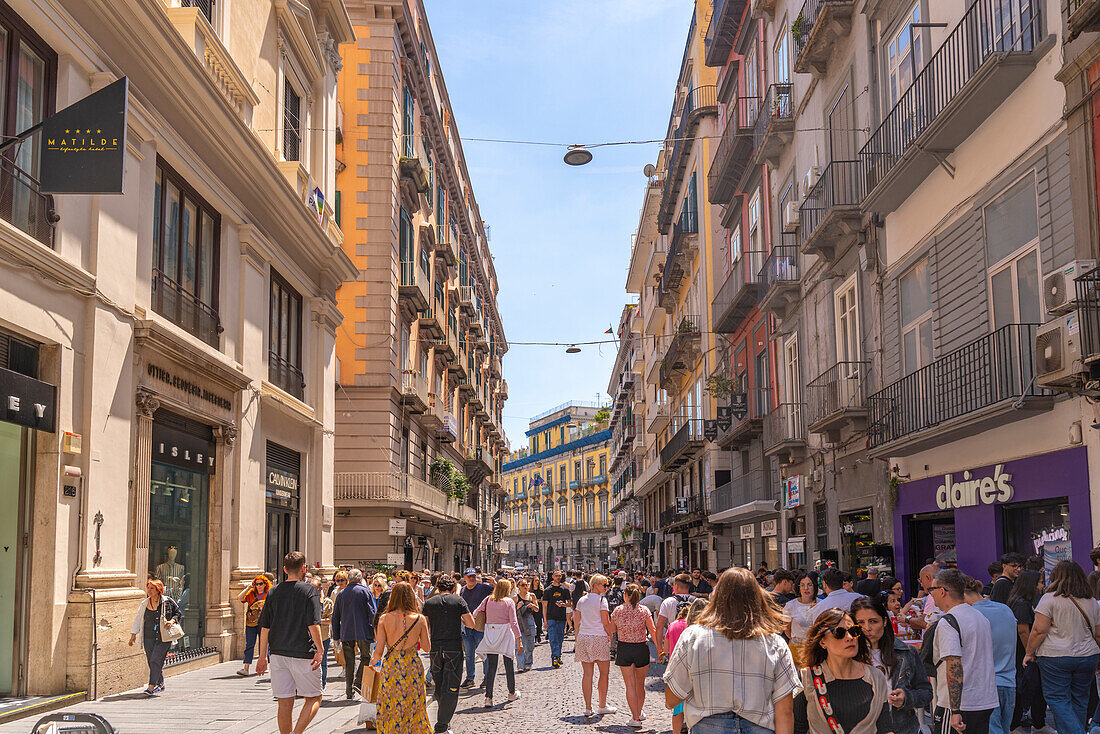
[1002,499,1071,567]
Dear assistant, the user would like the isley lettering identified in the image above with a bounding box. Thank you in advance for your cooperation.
[936,463,1014,509]
[156,442,215,468]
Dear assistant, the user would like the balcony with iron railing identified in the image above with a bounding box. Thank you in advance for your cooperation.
[659,315,703,388]
[433,222,458,266]
[647,401,671,434]
[660,494,709,530]
[798,160,863,263]
[152,268,222,348]
[657,209,699,310]
[763,402,807,463]
[335,471,469,524]
[465,445,494,481]
[806,360,870,441]
[399,259,430,311]
[0,156,58,248]
[268,351,305,400]
[713,251,765,334]
[400,370,429,414]
[752,83,794,164]
[708,95,759,205]
[793,0,856,76]
[859,0,1048,214]
[658,85,718,231]
[704,0,751,66]
[418,306,444,340]
[867,323,1051,456]
[758,244,801,321]
[716,387,770,448]
[660,419,706,470]
[457,284,475,315]
[1067,0,1100,39]
[709,470,776,520]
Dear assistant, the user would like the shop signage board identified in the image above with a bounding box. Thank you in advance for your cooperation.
[0,366,57,432]
[386,553,404,566]
[761,519,778,537]
[152,422,215,473]
[388,518,407,536]
[1043,539,1071,576]
[703,420,718,441]
[782,475,801,509]
[716,406,732,431]
[266,468,298,500]
[729,394,748,420]
[40,78,128,194]
[739,524,755,539]
[786,536,805,554]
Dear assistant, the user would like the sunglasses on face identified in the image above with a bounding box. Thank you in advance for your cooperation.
[830,626,863,640]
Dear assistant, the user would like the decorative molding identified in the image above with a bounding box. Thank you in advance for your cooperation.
[317,30,343,73]
[215,422,238,447]
[136,390,162,417]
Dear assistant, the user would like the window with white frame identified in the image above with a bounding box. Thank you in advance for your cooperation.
[774,24,790,84]
[834,274,861,364]
[748,191,764,274]
[886,4,924,108]
[900,258,933,374]
[783,336,801,422]
[559,505,567,526]
[283,77,302,162]
[985,175,1041,332]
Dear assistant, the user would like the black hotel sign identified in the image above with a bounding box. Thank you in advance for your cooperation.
[0,366,56,432]
[39,78,127,194]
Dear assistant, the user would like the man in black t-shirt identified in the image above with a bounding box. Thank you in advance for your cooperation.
[543,571,572,668]
[989,552,1024,603]
[257,551,324,734]
[422,574,476,734]
[689,568,712,597]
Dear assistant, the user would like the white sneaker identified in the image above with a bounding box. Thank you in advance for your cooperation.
[483,696,492,708]
[629,719,644,728]
[639,712,647,721]
[595,705,617,715]
[584,710,595,718]
[507,692,520,702]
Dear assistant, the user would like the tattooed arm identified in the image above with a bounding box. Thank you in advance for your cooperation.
[945,656,966,732]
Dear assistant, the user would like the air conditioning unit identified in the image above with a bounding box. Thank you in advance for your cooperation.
[803,166,820,194]
[1036,313,1085,389]
[782,200,801,233]
[1043,260,1098,315]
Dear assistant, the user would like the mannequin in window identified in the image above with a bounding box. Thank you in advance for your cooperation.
[155,546,186,601]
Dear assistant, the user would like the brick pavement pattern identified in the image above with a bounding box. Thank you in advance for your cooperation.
[0,637,674,733]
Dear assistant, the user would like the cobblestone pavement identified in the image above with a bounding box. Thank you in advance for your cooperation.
[0,635,673,733]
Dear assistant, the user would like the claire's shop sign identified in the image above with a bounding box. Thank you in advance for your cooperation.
[936,464,1014,509]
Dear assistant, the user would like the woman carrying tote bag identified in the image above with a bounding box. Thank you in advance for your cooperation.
[128,579,183,696]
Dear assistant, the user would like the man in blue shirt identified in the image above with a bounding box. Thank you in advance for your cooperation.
[966,577,1017,734]
[458,567,493,688]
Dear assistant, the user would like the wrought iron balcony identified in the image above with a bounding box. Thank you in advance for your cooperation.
[758,244,801,321]
[658,85,718,232]
[806,360,870,441]
[657,209,699,310]
[151,268,222,348]
[793,0,856,76]
[859,0,1047,214]
[433,223,458,266]
[717,387,770,448]
[1067,0,1100,39]
[436,409,458,443]
[647,402,671,434]
[418,307,444,340]
[752,83,794,164]
[660,494,709,530]
[709,470,775,519]
[268,351,305,400]
[465,445,494,482]
[659,315,702,388]
[712,251,765,334]
[708,96,759,205]
[457,285,475,315]
[867,324,1050,456]
[763,402,807,463]
[182,0,214,23]
[0,156,58,248]
[400,371,429,414]
[660,419,706,470]
[399,259,430,311]
[798,160,863,263]
[704,0,751,66]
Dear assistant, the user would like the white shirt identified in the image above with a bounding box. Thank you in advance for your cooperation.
[932,602,999,711]
[783,598,816,641]
[574,592,609,637]
[639,594,663,620]
[808,589,867,623]
[1035,593,1100,657]
[659,594,693,624]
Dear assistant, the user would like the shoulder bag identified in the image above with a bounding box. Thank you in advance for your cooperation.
[365,615,421,703]
[160,599,185,643]
[1067,596,1100,645]
[809,665,847,734]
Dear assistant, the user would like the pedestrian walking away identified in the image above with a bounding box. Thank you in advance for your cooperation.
[663,567,799,734]
[1006,569,1046,732]
[370,582,432,734]
[656,573,694,662]
[473,578,523,707]
[573,573,616,718]
[128,578,182,696]
[255,551,325,734]
[237,575,272,677]
[543,570,572,668]
[963,578,1017,734]
[609,583,657,727]
[331,568,378,700]
[514,578,539,671]
[1023,560,1100,734]
[422,574,476,734]
[459,567,493,687]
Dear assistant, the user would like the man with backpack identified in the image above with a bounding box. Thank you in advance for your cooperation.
[926,569,998,734]
[656,574,694,659]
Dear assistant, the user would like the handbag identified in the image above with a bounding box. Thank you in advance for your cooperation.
[365,616,421,704]
[159,600,185,643]
[473,608,486,632]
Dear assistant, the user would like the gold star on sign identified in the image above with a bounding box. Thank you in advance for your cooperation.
[97,129,101,133]
[65,129,69,133]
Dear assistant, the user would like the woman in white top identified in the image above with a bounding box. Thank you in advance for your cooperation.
[1023,560,1100,734]
[573,574,617,718]
[783,575,817,656]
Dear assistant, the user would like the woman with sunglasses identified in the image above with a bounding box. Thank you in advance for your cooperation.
[514,578,539,671]
[529,575,544,644]
[795,608,894,734]
[236,574,272,677]
[850,597,931,734]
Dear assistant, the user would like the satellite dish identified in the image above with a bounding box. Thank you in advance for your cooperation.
[643,164,656,178]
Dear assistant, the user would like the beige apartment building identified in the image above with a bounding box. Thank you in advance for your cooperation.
[332,0,508,574]
[0,0,354,699]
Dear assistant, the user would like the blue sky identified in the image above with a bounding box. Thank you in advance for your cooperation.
[424,0,692,450]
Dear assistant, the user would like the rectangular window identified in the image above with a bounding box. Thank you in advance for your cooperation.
[283,78,301,162]
[886,5,923,109]
[834,274,860,363]
[774,25,790,84]
[152,158,221,346]
[783,336,800,404]
[815,500,829,552]
[747,191,764,274]
[985,175,1041,329]
[183,0,215,23]
[559,506,567,527]
[599,455,606,476]
[402,86,414,158]
[269,271,304,399]
[900,258,933,374]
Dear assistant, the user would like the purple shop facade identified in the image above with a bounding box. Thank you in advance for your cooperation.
[892,446,1092,589]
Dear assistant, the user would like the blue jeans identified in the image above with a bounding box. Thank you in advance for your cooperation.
[461,627,486,683]
[691,711,774,734]
[547,619,566,660]
[1037,654,1100,734]
[989,684,1015,734]
[243,624,260,664]
[518,616,535,669]
[321,638,330,688]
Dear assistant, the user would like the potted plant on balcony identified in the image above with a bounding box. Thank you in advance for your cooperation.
[450,473,470,502]
[430,457,454,490]
[705,375,737,400]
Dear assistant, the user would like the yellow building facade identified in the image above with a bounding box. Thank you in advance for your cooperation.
[502,403,613,571]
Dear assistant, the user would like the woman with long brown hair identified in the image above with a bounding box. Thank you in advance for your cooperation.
[369,581,432,734]
[610,583,657,727]
[663,567,799,734]
[850,597,931,734]
[795,608,893,734]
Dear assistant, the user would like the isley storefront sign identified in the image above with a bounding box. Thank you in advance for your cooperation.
[147,364,231,412]
[936,464,1014,509]
[1,366,57,433]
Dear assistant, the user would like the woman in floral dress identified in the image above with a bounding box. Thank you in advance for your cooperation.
[369,581,432,734]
